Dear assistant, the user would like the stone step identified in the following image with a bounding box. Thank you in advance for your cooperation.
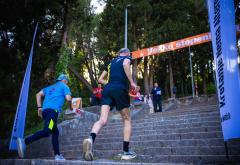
[22,152,240,164]
[94,147,240,157]
[106,115,220,128]
[61,138,234,150]
[109,108,219,125]
[0,159,189,165]
[75,116,221,131]
[27,153,240,164]
[150,111,219,119]
[60,147,240,162]
[138,155,240,164]
[61,131,223,144]
[144,111,219,120]
[62,121,221,136]
[134,112,220,123]
[98,117,220,128]
[59,155,240,164]
[60,107,220,134]
[146,105,218,115]
[127,154,240,164]
[66,126,222,139]
[99,104,218,120]
[174,104,217,110]
[98,125,221,136]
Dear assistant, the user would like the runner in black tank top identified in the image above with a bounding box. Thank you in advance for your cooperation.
[83,48,138,161]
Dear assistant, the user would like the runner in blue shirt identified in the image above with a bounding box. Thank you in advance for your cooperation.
[17,74,72,160]
[83,48,138,161]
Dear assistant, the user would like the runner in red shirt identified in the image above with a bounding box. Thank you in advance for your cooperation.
[92,84,103,105]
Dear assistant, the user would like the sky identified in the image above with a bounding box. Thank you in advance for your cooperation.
[91,0,106,14]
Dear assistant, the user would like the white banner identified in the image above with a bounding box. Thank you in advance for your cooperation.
[207,0,240,140]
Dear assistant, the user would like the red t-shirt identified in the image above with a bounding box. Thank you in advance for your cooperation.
[93,87,103,99]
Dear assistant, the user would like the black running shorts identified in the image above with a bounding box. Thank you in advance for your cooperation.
[101,87,130,111]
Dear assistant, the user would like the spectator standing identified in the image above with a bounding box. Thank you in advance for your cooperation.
[151,83,162,113]
[92,84,103,105]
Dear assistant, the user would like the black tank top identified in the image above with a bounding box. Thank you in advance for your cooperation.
[105,55,132,90]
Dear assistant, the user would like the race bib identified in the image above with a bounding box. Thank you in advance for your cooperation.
[157,91,161,95]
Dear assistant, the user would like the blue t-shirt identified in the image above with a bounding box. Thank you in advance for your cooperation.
[42,81,71,112]
[151,87,162,100]
[105,55,132,90]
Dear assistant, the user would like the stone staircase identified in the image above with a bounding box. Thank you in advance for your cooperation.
[59,105,240,164]
[1,96,240,165]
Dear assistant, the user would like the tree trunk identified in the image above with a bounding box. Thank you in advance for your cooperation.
[209,59,214,82]
[163,58,169,98]
[180,77,184,96]
[164,78,169,99]
[196,63,199,95]
[92,59,98,82]
[68,66,93,92]
[44,62,55,84]
[61,1,68,47]
[85,61,96,86]
[139,67,144,78]
[169,53,174,98]
[132,60,138,84]
[149,56,154,90]
[202,68,207,95]
[132,23,138,84]
[184,79,189,95]
[144,57,150,95]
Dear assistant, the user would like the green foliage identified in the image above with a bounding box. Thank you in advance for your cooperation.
[206,83,216,95]
[56,46,71,76]
[25,88,43,136]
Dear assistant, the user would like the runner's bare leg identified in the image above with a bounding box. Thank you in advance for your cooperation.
[120,108,131,141]
[91,105,110,134]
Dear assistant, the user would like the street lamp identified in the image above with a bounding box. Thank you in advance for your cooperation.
[189,47,195,97]
[124,4,131,48]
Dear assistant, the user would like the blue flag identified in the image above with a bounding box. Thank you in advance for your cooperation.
[207,0,240,141]
[9,23,38,150]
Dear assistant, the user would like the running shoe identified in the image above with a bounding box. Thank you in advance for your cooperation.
[121,150,137,160]
[55,154,66,161]
[17,138,26,158]
[83,137,93,161]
